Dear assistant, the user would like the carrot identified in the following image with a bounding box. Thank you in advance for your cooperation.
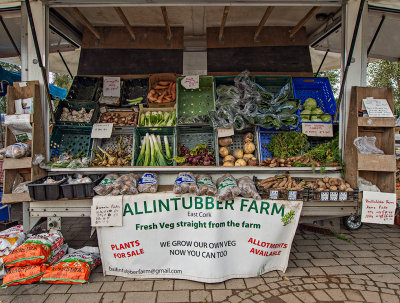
[154,85,168,90]
[157,91,166,103]
[171,83,176,101]
[168,82,173,95]
[158,81,171,86]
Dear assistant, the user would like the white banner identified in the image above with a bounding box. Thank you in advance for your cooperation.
[97,193,302,283]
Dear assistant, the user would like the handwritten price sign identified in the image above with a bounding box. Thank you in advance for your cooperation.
[181,75,200,89]
[302,123,333,137]
[103,77,121,97]
[361,191,396,224]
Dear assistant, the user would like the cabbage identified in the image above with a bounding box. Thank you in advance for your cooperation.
[300,109,311,120]
[301,118,310,122]
[311,116,322,122]
[321,114,332,122]
[303,98,317,110]
[311,107,324,115]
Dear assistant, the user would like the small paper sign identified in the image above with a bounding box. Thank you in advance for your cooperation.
[288,191,297,200]
[217,126,234,138]
[330,192,338,201]
[362,98,393,118]
[91,196,123,227]
[361,191,396,224]
[91,123,113,138]
[181,75,200,89]
[302,123,333,137]
[269,190,279,200]
[321,192,329,201]
[103,76,121,97]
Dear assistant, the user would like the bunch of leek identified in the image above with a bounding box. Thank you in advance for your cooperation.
[139,111,176,127]
[135,133,172,166]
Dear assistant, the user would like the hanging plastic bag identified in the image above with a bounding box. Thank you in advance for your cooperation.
[353,136,384,154]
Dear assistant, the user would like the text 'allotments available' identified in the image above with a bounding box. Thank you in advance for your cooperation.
[302,123,333,137]
[103,77,121,97]
[91,123,113,138]
[91,196,123,227]
[361,191,396,224]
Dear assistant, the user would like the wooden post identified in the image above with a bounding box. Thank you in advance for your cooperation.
[114,7,135,41]
[72,7,100,40]
[219,6,230,41]
[161,6,172,42]
[254,6,275,41]
[289,6,320,39]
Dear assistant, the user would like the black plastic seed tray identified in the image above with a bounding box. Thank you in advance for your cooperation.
[61,174,104,199]
[27,175,68,201]
[120,78,148,106]
[66,76,99,101]
[310,188,359,202]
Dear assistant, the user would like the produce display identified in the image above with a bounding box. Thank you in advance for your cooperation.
[135,134,172,166]
[216,174,242,200]
[257,174,306,191]
[196,174,217,196]
[219,133,258,167]
[266,132,309,159]
[148,80,176,104]
[60,107,94,123]
[91,136,132,167]
[260,156,319,168]
[139,111,176,127]
[121,78,148,105]
[100,111,137,126]
[173,172,197,194]
[137,172,159,193]
[308,176,353,192]
[175,143,216,166]
[300,98,332,122]
[0,143,31,158]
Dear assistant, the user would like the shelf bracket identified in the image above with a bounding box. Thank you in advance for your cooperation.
[254,6,274,42]
[114,7,135,41]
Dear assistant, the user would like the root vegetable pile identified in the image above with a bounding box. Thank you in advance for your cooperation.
[148,80,176,104]
[219,132,258,167]
[100,112,137,126]
[308,177,353,192]
[61,108,94,123]
[257,174,305,191]
[260,156,320,168]
[91,136,132,167]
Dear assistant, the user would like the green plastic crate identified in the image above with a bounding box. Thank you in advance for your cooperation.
[176,126,218,166]
[132,127,176,166]
[55,100,100,126]
[50,125,93,160]
[176,76,215,125]
[254,75,293,98]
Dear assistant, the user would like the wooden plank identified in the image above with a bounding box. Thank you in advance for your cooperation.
[289,6,320,38]
[207,26,308,48]
[353,86,394,113]
[160,7,172,42]
[219,6,230,41]
[358,154,396,172]
[358,117,395,127]
[3,158,32,170]
[78,49,183,75]
[359,171,395,193]
[301,206,357,217]
[72,8,100,40]
[29,199,92,208]
[81,27,184,50]
[207,46,312,73]
[114,7,135,41]
[208,71,314,77]
[254,7,275,41]
[2,193,31,204]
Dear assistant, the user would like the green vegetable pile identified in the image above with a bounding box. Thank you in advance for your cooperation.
[305,136,342,166]
[300,98,332,122]
[139,111,176,127]
[267,132,310,159]
[135,133,172,166]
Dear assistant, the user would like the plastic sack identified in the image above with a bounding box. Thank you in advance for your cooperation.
[41,246,101,284]
[112,173,140,195]
[237,176,261,200]
[358,177,381,192]
[137,173,159,193]
[12,181,30,194]
[0,143,31,158]
[0,226,25,257]
[196,174,217,196]
[67,174,92,185]
[3,230,64,268]
[32,154,45,166]
[216,174,241,201]
[353,136,384,154]
[94,174,119,196]
[173,172,197,194]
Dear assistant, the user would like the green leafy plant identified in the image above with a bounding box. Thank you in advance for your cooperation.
[267,132,310,159]
[281,210,295,226]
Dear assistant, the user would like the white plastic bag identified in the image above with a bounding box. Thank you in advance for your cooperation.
[353,136,384,154]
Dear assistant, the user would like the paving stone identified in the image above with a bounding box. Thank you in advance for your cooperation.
[344,289,364,301]
[353,257,383,265]
[322,266,354,275]
[348,265,373,274]
[315,283,328,289]
[381,289,395,295]
[99,282,123,292]
[227,295,241,303]
[294,291,316,303]
[279,293,302,303]
[387,283,400,290]
[0,295,16,303]
[190,290,212,302]
[294,259,313,267]
[294,252,312,259]
[284,267,308,276]
[310,251,335,259]
[325,289,346,301]
[251,294,266,302]
[360,290,382,303]
[212,290,233,302]
[366,265,397,274]
[244,277,264,288]
[262,271,280,277]
[120,281,153,292]
[351,251,378,258]
[375,250,395,257]
[366,286,379,292]
[311,258,340,267]
[174,280,204,290]
[102,292,125,303]
[289,286,304,292]
[372,243,397,250]
[153,280,174,291]
[10,295,49,303]
[337,258,357,266]
[270,289,281,296]
[225,279,246,289]
[157,290,189,303]
[45,285,71,294]
[67,293,103,303]
[333,251,355,258]
[350,284,365,291]
[67,282,103,294]
[14,285,51,295]
[380,293,400,303]
[303,284,317,290]
[257,285,270,292]
[0,286,20,295]
[310,290,332,301]
[44,294,70,303]
[89,273,116,282]
[304,267,325,276]
[296,245,321,252]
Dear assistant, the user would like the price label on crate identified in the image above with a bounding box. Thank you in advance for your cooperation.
[269,190,279,200]
[288,191,297,200]
[103,76,120,97]
[217,126,234,138]
[302,123,333,137]
[330,192,338,201]
[320,192,329,201]
[339,192,348,201]
[91,123,113,138]
[181,75,199,89]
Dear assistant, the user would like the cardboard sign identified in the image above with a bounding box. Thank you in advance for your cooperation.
[362,98,393,118]
[217,126,234,138]
[91,196,123,227]
[103,77,121,97]
[181,75,200,89]
[302,123,333,137]
[361,191,396,224]
[91,123,113,138]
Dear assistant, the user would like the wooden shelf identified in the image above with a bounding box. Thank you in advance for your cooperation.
[2,192,31,204]
[358,117,395,128]
[3,157,33,170]
[357,154,396,172]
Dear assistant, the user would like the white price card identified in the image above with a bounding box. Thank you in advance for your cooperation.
[361,191,396,224]
[217,126,234,138]
[91,123,113,138]
[103,76,121,97]
[362,98,393,118]
[91,196,123,227]
[181,75,200,89]
[302,123,333,137]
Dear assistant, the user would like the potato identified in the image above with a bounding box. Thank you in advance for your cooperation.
[330,186,338,191]
[235,159,247,166]
[219,147,229,157]
[323,176,329,183]
[223,161,235,167]
[233,149,244,159]
[243,142,256,154]
[223,155,235,163]
[339,185,346,191]
[243,132,254,143]
[218,137,233,147]
[243,153,254,162]
[247,158,259,166]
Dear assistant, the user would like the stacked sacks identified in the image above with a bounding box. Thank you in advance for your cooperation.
[0,225,26,278]
[41,247,101,284]
[2,230,67,286]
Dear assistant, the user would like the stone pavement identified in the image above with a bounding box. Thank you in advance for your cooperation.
[1,217,400,303]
